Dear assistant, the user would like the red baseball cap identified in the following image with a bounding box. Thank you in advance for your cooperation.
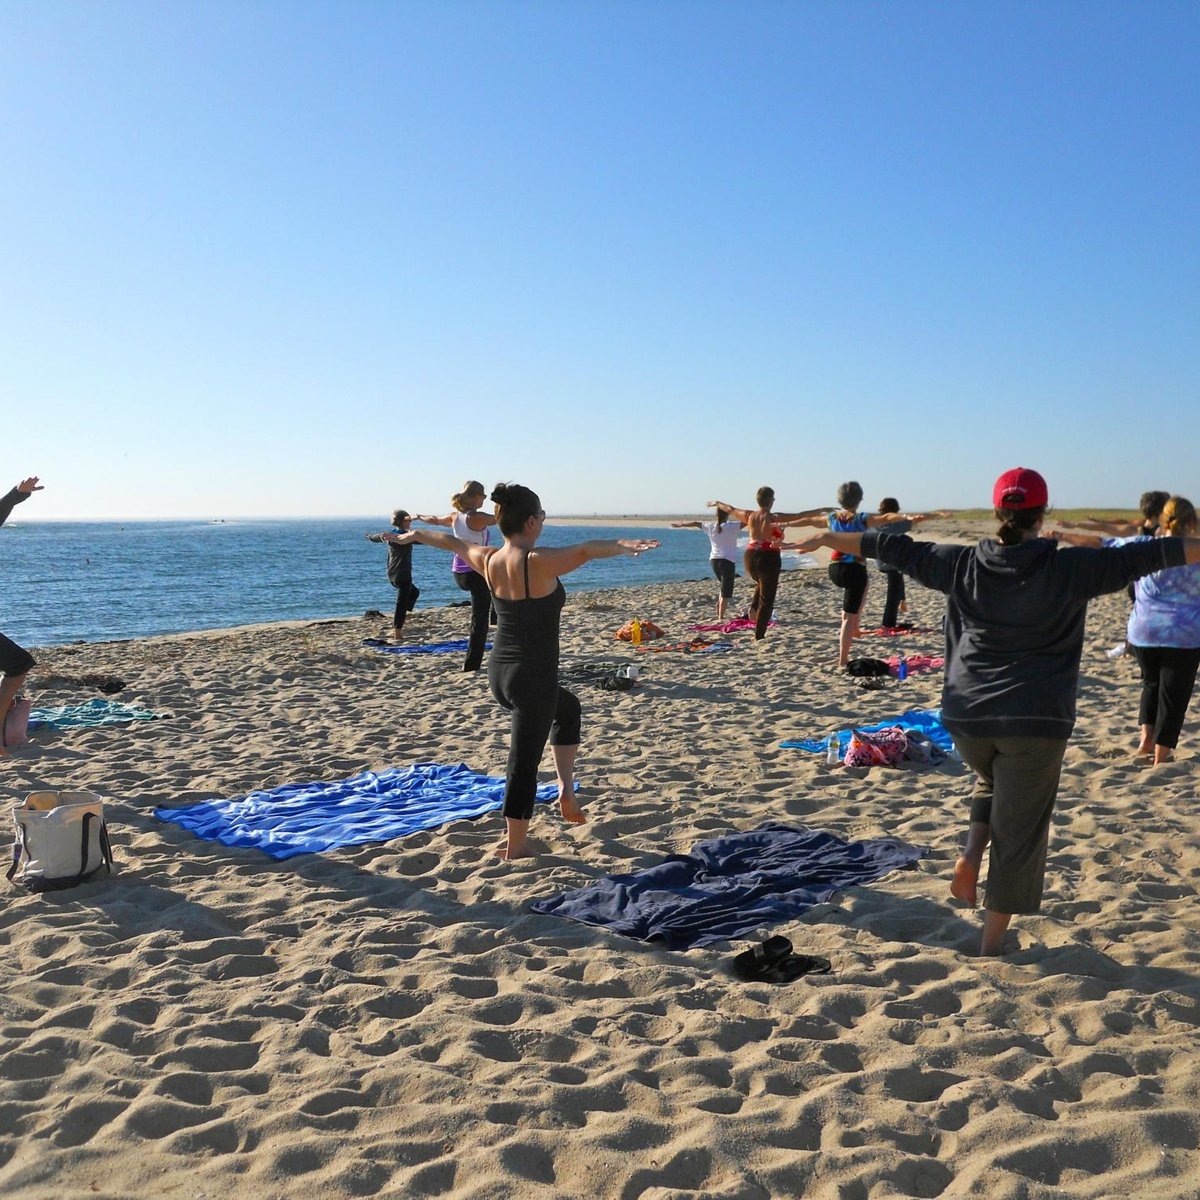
[993,467,1048,510]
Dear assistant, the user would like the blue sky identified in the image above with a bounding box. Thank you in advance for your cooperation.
[4,1,1197,519]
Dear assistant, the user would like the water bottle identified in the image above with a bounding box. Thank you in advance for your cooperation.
[826,735,840,765]
[897,655,908,681]
[631,619,642,647]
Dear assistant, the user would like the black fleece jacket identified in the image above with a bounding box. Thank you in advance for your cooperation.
[863,530,1186,739]
[0,487,29,528]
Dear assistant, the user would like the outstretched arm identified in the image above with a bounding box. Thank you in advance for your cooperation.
[786,530,864,556]
[671,521,703,529]
[413,512,455,527]
[1048,530,1106,548]
[1058,517,1138,537]
[776,507,832,523]
[384,528,492,573]
[707,500,754,524]
[532,539,660,578]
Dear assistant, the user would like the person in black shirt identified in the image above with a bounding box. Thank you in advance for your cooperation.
[366,509,420,638]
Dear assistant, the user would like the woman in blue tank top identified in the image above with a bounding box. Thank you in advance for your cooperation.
[387,484,659,860]
[788,482,943,667]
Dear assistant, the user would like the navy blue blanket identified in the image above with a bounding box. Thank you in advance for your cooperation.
[530,822,925,949]
[155,762,559,859]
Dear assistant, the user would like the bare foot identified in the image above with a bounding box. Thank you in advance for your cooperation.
[498,839,536,860]
[950,857,979,907]
[559,788,586,824]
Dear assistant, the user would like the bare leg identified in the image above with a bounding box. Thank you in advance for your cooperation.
[552,744,584,823]
[838,614,854,668]
[717,593,727,620]
[1153,745,1174,765]
[500,817,533,860]
[0,671,28,758]
[980,909,1013,956]
[1136,724,1154,756]
[951,820,990,907]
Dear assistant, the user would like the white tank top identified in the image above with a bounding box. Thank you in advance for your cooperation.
[451,511,491,573]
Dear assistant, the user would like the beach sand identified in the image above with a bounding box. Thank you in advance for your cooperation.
[3,527,1200,1198]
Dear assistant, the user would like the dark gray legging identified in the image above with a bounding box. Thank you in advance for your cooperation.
[453,570,491,670]
[488,663,581,820]
[744,549,781,640]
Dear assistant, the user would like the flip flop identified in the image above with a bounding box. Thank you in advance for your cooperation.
[731,938,831,984]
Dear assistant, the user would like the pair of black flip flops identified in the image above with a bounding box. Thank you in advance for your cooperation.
[730,936,832,984]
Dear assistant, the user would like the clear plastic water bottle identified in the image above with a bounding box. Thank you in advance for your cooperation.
[826,735,840,765]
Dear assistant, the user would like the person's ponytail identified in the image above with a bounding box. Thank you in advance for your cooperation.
[994,507,1045,546]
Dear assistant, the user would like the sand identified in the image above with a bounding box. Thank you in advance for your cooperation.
[3,527,1200,1199]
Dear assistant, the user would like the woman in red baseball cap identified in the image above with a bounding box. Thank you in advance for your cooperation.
[791,467,1200,955]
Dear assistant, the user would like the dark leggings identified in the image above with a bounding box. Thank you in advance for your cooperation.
[710,558,736,600]
[828,560,868,615]
[0,632,36,678]
[488,664,581,820]
[391,582,420,632]
[881,569,906,628]
[744,549,781,640]
[454,570,491,670]
[1133,645,1200,749]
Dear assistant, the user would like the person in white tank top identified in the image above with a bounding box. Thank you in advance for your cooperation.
[415,480,498,671]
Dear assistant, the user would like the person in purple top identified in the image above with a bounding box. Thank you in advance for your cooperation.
[1060,495,1200,765]
[792,467,1200,956]
[1,476,42,754]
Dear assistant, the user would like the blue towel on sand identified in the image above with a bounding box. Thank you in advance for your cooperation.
[29,699,167,730]
[155,762,561,859]
[529,822,925,949]
[781,708,952,754]
[363,638,492,655]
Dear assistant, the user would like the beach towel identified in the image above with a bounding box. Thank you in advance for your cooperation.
[688,618,778,633]
[362,638,492,655]
[864,626,933,638]
[886,653,944,677]
[28,699,168,730]
[154,762,564,860]
[529,822,924,949]
[780,708,952,755]
[636,638,734,654]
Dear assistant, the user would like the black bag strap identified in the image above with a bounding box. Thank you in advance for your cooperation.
[98,820,114,873]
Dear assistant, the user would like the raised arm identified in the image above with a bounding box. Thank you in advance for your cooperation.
[384,528,492,573]
[0,476,41,527]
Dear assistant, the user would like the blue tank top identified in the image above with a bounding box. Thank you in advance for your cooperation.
[829,512,868,562]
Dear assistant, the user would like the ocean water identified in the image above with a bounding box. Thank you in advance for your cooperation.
[1,519,817,647]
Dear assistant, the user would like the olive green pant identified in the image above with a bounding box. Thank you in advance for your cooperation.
[952,733,1069,915]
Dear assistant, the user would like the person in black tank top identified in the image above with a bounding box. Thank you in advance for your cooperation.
[386,482,659,859]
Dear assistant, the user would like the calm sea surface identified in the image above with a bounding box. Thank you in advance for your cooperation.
[1,519,816,647]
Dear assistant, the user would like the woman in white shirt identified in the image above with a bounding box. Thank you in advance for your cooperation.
[671,507,743,619]
[416,480,498,672]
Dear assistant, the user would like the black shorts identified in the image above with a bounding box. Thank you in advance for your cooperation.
[0,632,35,677]
[710,558,736,599]
[828,560,868,614]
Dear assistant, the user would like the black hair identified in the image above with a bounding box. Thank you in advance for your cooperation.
[837,481,864,510]
[490,482,542,536]
[994,506,1046,546]
[715,505,729,530]
[1139,490,1170,521]
[391,509,409,527]
[878,497,900,515]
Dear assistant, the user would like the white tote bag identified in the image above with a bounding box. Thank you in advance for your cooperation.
[8,790,113,891]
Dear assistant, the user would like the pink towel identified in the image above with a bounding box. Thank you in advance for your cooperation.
[887,653,944,677]
[688,618,779,633]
